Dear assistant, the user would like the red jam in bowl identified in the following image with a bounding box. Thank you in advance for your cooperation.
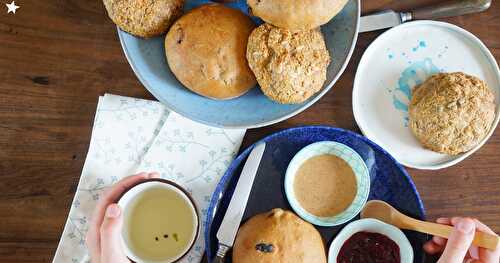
[337,231,401,263]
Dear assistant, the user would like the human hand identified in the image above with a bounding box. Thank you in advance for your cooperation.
[424,217,500,263]
[85,172,160,263]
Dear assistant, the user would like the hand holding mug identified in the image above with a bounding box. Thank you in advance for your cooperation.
[85,172,159,263]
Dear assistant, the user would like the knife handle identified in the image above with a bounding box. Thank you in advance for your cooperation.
[411,0,491,20]
[214,244,230,263]
[214,256,225,263]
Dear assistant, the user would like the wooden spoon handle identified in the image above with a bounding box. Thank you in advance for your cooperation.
[400,218,499,250]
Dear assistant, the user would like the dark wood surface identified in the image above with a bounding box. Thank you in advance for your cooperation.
[0,0,499,262]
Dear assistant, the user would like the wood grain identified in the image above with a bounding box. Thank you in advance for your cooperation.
[0,0,499,262]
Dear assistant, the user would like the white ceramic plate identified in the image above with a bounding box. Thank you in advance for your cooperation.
[328,218,414,262]
[353,21,500,170]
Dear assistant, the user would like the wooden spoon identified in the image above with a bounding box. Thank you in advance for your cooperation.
[361,200,499,250]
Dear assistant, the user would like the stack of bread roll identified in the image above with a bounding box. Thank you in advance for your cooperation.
[245,0,347,104]
[103,0,348,104]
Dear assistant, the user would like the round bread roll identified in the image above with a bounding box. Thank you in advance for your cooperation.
[247,23,330,104]
[103,0,183,38]
[233,209,327,263]
[165,4,256,100]
[409,72,496,155]
[247,0,348,30]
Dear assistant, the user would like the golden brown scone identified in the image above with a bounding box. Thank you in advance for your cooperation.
[233,209,327,263]
[165,4,256,100]
[247,23,331,104]
[103,0,183,38]
[409,72,496,155]
[247,0,348,30]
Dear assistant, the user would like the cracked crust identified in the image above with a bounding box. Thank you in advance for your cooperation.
[165,4,256,100]
[247,0,348,30]
[233,209,327,263]
[409,72,496,155]
[103,0,184,38]
[246,23,330,104]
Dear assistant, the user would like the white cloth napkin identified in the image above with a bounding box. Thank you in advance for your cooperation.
[53,94,245,263]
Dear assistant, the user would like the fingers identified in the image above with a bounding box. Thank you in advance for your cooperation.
[425,217,499,263]
[86,172,160,262]
[424,240,445,254]
[437,218,452,225]
[433,236,447,246]
[470,219,500,263]
[86,228,101,263]
[96,173,154,220]
[91,172,159,233]
[88,173,148,255]
[423,236,447,254]
[423,218,450,255]
[99,204,129,263]
[471,219,496,235]
[438,218,476,263]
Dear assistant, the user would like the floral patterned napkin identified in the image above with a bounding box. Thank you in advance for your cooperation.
[53,94,245,263]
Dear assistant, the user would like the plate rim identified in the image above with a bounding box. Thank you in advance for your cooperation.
[117,0,360,129]
[203,125,426,261]
[352,20,500,170]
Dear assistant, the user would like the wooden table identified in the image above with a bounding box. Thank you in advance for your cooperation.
[0,0,498,262]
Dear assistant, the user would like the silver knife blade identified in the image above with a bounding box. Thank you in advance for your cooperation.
[216,142,266,247]
[360,10,403,33]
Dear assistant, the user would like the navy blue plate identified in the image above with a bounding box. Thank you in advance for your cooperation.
[205,126,427,262]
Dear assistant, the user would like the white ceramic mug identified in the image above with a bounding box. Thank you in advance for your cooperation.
[117,179,199,263]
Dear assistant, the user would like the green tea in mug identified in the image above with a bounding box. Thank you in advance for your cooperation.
[119,181,198,262]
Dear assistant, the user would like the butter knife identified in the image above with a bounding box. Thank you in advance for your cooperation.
[214,142,266,263]
[360,0,492,33]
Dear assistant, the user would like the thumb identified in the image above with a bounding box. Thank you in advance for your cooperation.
[99,204,129,263]
[438,218,476,263]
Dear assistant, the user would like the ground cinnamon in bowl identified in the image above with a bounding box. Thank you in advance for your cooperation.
[293,154,357,217]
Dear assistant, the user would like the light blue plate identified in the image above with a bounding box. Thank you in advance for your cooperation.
[284,141,370,226]
[118,0,360,128]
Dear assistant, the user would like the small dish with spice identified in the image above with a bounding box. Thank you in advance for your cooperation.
[329,218,414,263]
[284,141,370,227]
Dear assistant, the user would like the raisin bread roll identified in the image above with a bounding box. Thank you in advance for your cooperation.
[165,4,256,100]
[233,209,327,263]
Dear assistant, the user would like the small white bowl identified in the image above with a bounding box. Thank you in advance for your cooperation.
[329,218,414,262]
[284,141,370,226]
[117,179,199,263]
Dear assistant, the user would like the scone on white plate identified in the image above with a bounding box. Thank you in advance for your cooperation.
[409,72,496,155]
